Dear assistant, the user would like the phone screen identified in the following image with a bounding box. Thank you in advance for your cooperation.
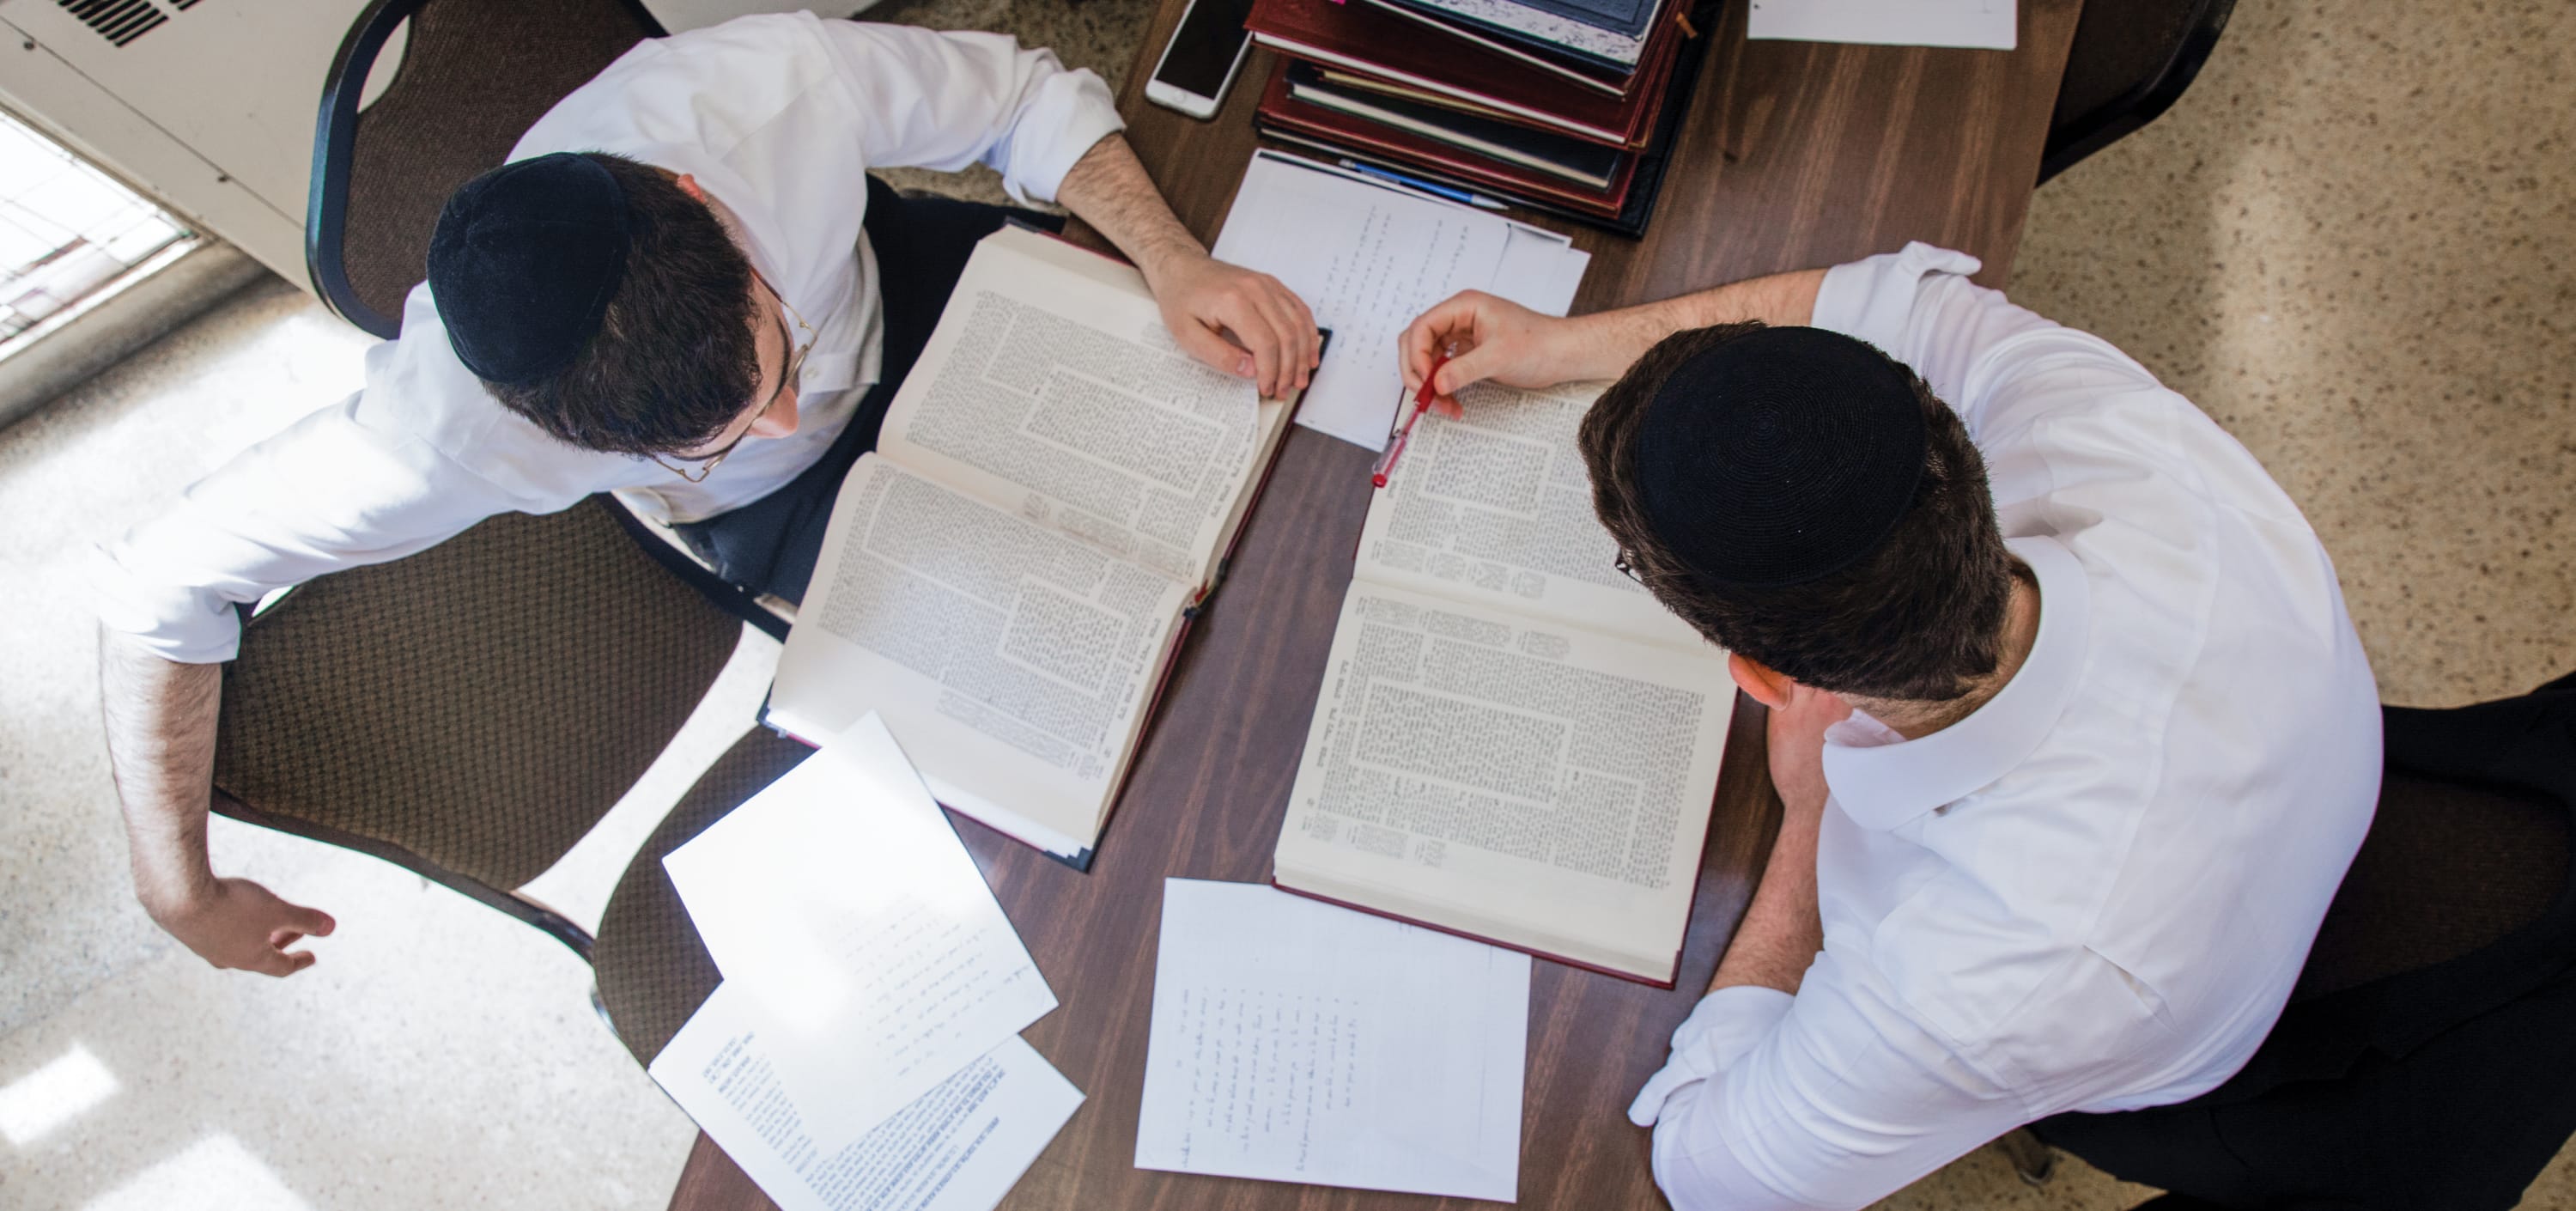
[1151,0,1257,100]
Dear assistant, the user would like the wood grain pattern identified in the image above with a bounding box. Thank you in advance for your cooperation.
[671,3,2077,1207]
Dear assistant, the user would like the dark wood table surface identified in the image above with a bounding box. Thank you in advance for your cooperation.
[671,3,2079,1208]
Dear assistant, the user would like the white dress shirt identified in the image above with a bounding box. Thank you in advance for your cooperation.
[1626,243,2384,1210]
[91,13,1121,664]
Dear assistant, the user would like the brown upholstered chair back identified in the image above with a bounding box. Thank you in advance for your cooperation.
[310,0,665,338]
[211,499,741,922]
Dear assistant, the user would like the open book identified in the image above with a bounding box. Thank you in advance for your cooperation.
[767,226,1298,868]
[1274,380,1732,985]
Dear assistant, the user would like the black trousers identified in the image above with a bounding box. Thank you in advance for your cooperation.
[673,178,1060,604]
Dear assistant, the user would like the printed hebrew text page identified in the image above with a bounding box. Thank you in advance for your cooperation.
[769,457,1194,858]
[1277,581,1729,981]
[876,227,1286,590]
[1356,380,1711,650]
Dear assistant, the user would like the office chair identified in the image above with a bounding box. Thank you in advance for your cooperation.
[307,0,665,339]
[210,496,810,1063]
[2015,672,2576,1210]
[208,0,815,1067]
[2039,0,2236,185]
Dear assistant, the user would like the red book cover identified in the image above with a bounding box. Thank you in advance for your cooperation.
[1256,64,1639,217]
[1247,0,1689,149]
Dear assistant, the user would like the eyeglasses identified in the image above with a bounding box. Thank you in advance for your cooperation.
[655,270,815,484]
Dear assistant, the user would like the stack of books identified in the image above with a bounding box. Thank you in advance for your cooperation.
[1246,0,1715,234]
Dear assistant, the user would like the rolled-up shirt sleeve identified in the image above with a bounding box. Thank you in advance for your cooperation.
[816,21,1122,204]
[1628,954,2038,1211]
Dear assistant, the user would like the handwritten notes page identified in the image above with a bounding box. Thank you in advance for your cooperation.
[1135,879,1530,1202]
[662,714,1057,1151]
[652,983,1083,1211]
[1213,151,1590,451]
[1747,0,2015,50]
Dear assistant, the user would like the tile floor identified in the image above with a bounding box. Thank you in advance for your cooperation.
[1,0,2569,1208]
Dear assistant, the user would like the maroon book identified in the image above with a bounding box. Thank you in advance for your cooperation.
[1247,0,1692,148]
[1256,62,1641,217]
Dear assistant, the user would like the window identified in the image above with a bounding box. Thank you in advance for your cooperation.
[0,109,188,345]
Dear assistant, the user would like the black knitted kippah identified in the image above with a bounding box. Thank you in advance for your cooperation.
[425,152,632,386]
[1631,326,1928,589]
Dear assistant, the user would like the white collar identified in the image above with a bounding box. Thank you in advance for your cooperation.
[1821,535,2092,830]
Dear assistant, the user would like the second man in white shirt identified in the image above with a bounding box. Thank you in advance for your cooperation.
[1399,244,2380,1209]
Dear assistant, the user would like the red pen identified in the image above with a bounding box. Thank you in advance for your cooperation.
[1372,351,1450,488]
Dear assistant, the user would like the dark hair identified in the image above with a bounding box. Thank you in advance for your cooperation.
[483,153,757,455]
[1579,323,2018,703]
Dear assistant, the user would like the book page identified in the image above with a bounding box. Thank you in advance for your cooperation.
[1275,582,1730,981]
[1748,0,2017,51]
[877,226,1287,589]
[768,456,1194,858]
[1358,380,1710,650]
[660,715,1056,1153]
[1212,152,1589,451]
[651,989,1083,1211]
[1135,879,1528,1202]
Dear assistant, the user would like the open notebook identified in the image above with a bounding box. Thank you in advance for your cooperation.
[767,225,1301,868]
[1274,380,1732,985]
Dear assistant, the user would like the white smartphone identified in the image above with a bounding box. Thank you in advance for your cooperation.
[1143,0,1258,120]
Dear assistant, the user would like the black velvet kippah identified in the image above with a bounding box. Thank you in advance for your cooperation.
[1631,326,1928,589]
[425,152,632,386]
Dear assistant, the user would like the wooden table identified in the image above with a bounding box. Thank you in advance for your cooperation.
[671,3,2078,1208]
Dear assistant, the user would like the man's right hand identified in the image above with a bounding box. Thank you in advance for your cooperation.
[1399,290,1596,416]
[151,874,337,977]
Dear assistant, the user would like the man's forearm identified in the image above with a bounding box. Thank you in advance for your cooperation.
[1567,268,1829,383]
[1710,793,1825,995]
[1054,133,1204,284]
[99,627,222,918]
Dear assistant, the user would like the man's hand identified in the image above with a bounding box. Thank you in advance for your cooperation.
[1705,681,1846,997]
[152,873,337,977]
[1143,250,1320,399]
[1765,683,1850,825]
[1400,290,1598,416]
[1054,133,1320,399]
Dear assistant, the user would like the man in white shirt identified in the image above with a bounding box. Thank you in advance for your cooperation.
[1398,242,2382,1209]
[94,14,1318,980]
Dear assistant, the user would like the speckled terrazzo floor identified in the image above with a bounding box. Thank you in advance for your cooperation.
[0,0,2567,1208]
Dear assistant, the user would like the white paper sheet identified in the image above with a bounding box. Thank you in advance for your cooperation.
[1213,152,1591,452]
[651,983,1084,1211]
[662,714,1057,1151]
[1747,0,2016,50]
[1134,879,1530,1202]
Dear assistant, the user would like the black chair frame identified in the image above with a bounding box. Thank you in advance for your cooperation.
[305,0,669,341]
[2039,0,2237,186]
[214,786,599,961]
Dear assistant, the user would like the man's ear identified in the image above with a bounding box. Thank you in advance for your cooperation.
[673,173,707,203]
[1728,652,1796,710]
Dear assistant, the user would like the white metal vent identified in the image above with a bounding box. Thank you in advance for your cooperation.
[54,0,170,48]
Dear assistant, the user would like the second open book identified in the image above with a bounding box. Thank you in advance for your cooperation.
[1277,380,1733,986]
[766,225,1297,868]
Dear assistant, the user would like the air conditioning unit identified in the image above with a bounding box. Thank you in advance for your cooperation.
[0,1,857,288]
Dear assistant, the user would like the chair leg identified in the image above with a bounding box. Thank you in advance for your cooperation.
[589,982,618,1038]
[1999,1128,2057,1185]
